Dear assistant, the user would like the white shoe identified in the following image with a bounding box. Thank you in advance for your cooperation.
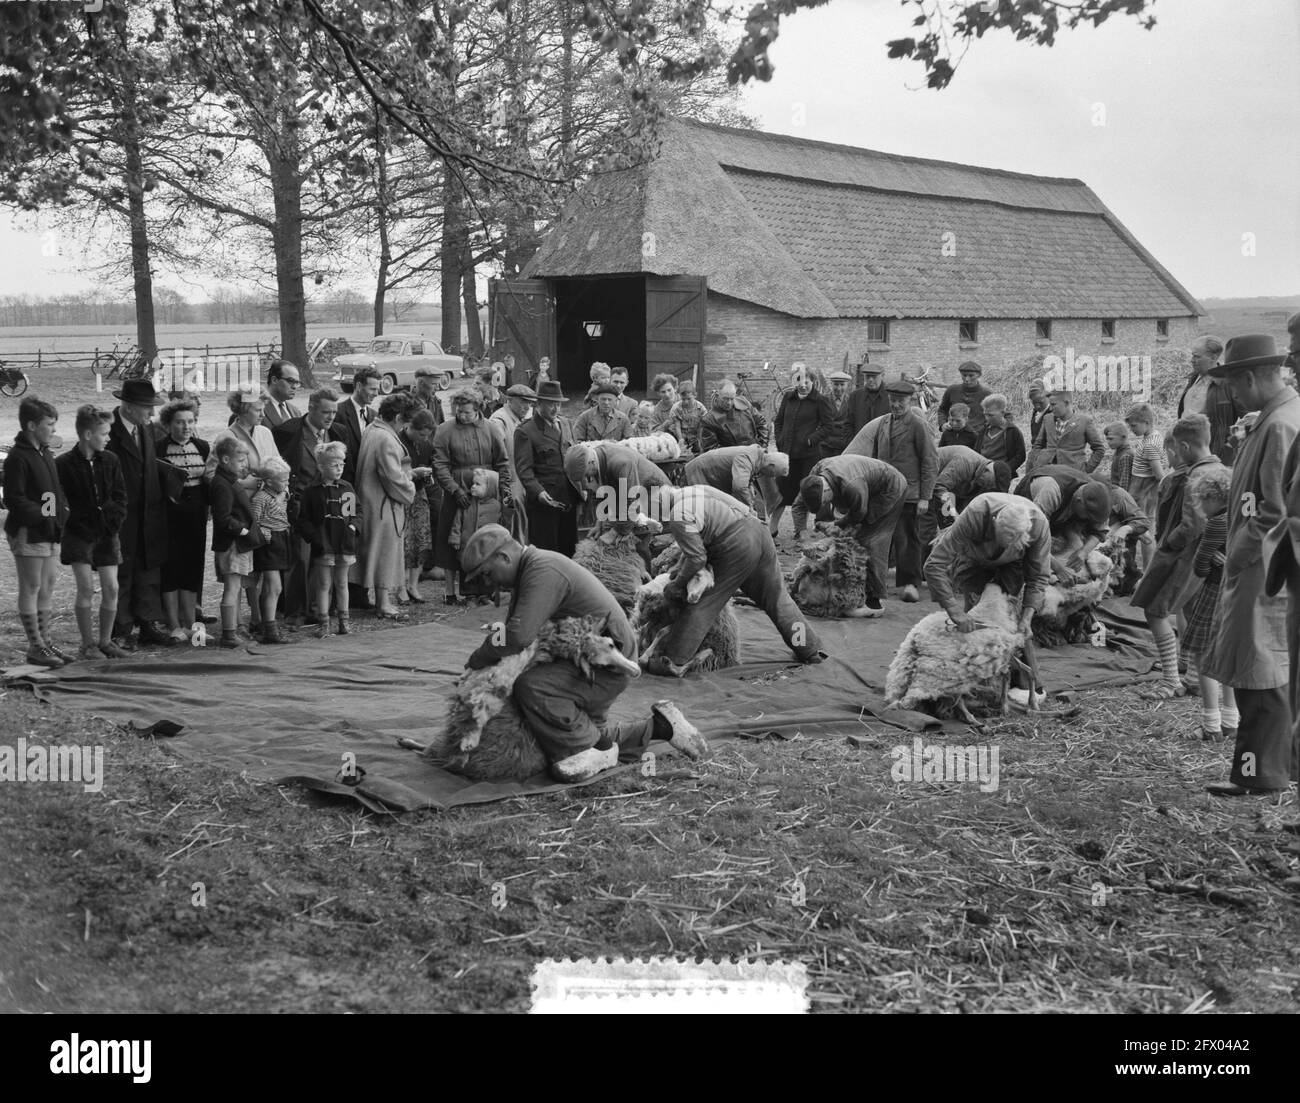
[848,604,884,618]
[169,626,191,642]
[550,744,619,783]
[900,585,919,603]
[652,700,708,760]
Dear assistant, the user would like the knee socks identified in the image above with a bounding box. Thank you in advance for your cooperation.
[36,607,53,646]
[1151,621,1181,690]
[99,602,116,646]
[74,605,95,646]
[19,611,42,649]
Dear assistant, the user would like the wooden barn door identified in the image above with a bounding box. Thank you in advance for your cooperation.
[489,278,554,384]
[645,276,706,390]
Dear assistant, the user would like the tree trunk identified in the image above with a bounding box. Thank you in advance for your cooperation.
[461,263,481,357]
[373,112,390,337]
[268,121,309,381]
[440,162,463,352]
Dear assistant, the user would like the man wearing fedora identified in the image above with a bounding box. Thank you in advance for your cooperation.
[514,379,579,556]
[106,379,177,649]
[845,361,890,439]
[938,361,993,435]
[489,383,537,543]
[1202,334,1300,797]
[458,524,707,783]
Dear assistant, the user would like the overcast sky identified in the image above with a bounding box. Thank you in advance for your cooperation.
[2,0,1296,303]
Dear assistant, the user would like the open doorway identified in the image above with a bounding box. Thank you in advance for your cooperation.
[554,276,646,396]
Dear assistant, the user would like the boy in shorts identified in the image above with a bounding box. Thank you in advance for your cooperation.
[56,405,129,659]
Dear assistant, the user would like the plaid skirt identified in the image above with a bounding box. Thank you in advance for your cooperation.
[1180,572,1222,656]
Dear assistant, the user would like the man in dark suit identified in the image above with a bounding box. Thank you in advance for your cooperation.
[274,387,346,623]
[106,379,175,648]
[261,359,305,428]
[845,362,890,438]
[514,380,579,556]
[334,367,381,487]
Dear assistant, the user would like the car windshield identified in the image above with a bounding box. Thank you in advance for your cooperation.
[367,339,407,355]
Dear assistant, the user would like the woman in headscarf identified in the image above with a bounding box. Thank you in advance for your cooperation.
[432,389,512,604]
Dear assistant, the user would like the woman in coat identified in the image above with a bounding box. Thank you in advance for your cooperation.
[156,398,210,642]
[768,375,835,543]
[356,392,419,619]
[432,388,512,603]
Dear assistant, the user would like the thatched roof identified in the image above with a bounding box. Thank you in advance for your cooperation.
[523,120,1202,321]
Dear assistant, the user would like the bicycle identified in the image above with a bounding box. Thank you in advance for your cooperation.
[901,367,941,414]
[736,361,794,421]
[0,360,30,397]
[90,340,150,382]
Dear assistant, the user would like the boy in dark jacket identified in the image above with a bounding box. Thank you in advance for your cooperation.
[56,405,129,659]
[296,440,361,637]
[4,396,70,667]
[938,403,980,450]
[209,436,257,648]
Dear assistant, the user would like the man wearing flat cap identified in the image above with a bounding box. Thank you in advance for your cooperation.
[938,361,993,434]
[1026,380,1050,458]
[1028,389,1105,474]
[683,444,788,514]
[1200,334,1300,797]
[822,369,854,456]
[845,361,890,439]
[1013,463,1111,584]
[489,384,536,543]
[514,380,579,556]
[573,384,633,443]
[459,524,707,783]
[867,379,938,602]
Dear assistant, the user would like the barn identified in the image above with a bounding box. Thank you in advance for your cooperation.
[489,119,1203,400]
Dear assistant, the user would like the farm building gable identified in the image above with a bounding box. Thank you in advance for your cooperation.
[523,119,1203,322]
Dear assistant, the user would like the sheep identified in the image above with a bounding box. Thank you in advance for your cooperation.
[572,524,652,611]
[788,524,877,618]
[884,582,1027,723]
[419,614,641,781]
[630,570,742,672]
[1033,549,1114,647]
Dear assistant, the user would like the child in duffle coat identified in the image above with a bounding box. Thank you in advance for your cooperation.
[296,441,361,637]
[56,404,129,660]
[208,436,257,649]
[4,396,70,667]
[250,455,294,645]
[449,467,502,551]
[1129,414,1218,699]
[1180,463,1237,741]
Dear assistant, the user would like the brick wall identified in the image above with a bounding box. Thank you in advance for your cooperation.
[703,291,1199,390]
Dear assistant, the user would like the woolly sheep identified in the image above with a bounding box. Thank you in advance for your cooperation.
[884,582,1026,722]
[631,571,742,672]
[572,525,652,611]
[420,614,641,781]
[788,524,877,618]
[1033,549,1113,647]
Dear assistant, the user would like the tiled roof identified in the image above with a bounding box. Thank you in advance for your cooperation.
[523,120,1202,320]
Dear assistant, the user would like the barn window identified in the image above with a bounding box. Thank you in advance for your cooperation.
[583,321,604,338]
[958,319,978,343]
[1156,318,1169,338]
[867,319,890,344]
[1101,319,1116,339]
[1035,318,1052,340]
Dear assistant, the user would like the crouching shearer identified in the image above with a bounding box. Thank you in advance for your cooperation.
[683,443,788,518]
[641,484,826,674]
[799,454,907,617]
[459,524,707,782]
[924,493,1051,640]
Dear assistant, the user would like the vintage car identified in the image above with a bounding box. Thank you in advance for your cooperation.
[331,335,462,394]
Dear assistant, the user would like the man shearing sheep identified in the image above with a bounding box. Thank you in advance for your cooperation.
[460,524,707,783]
[799,454,908,617]
[639,484,825,676]
[683,443,788,514]
[1013,463,1112,584]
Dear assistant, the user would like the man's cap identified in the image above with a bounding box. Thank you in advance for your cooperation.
[1207,333,1288,378]
[886,380,915,396]
[1074,482,1111,528]
[504,384,538,401]
[563,443,597,490]
[827,370,852,382]
[460,524,514,581]
[958,361,983,375]
[535,380,568,402]
[859,363,883,375]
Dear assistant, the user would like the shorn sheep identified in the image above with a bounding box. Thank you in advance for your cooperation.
[420,614,641,781]
[631,570,742,673]
[572,525,652,611]
[788,524,877,618]
[884,582,1027,723]
[1033,549,1114,647]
